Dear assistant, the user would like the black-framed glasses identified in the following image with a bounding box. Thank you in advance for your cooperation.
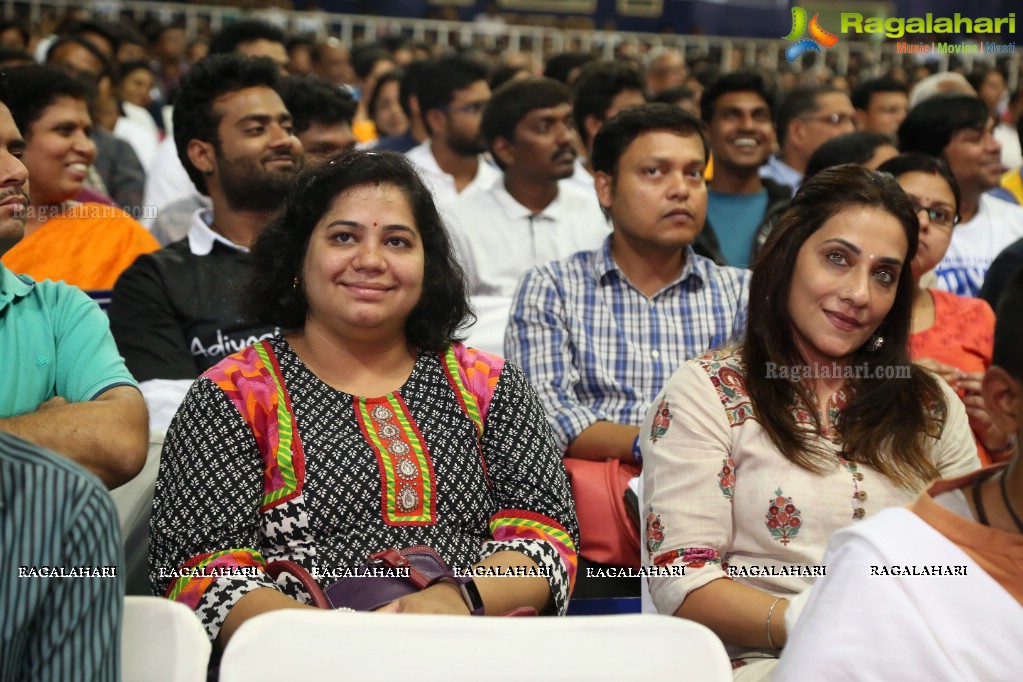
[438,101,487,116]
[908,197,959,229]
[800,112,854,127]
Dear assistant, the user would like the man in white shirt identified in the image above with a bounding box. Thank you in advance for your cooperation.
[447,78,609,354]
[900,93,1023,297]
[406,55,500,207]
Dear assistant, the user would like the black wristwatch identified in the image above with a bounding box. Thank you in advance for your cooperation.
[445,573,485,616]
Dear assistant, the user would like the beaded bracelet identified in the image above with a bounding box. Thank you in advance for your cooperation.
[632,434,643,465]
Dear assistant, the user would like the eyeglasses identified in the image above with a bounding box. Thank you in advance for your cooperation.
[438,101,487,116]
[800,112,854,127]
[907,196,959,229]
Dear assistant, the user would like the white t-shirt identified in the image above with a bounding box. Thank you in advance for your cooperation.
[405,140,501,209]
[935,193,1023,297]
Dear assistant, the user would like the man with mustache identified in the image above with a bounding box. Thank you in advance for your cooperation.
[900,93,1023,298]
[507,104,748,472]
[108,54,301,431]
[445,77,609,354]
[0,82,148,490]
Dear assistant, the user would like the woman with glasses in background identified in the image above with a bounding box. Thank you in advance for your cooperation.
[879,154,1013,465]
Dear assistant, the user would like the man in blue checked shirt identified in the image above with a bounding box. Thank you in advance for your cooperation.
[505,103,750,466]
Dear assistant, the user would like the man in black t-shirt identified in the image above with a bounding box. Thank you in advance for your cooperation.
[109,54,301,430]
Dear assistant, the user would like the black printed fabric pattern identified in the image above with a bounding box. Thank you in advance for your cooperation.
[150,335,578,641]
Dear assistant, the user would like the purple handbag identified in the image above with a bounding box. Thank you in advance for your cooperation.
[265,547,537,616]
[325,546,456,611]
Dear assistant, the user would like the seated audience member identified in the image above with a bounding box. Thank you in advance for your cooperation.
[543,51,596,87]
[141,19,291,229]
[645,48,686,97]
[367,68,409,143]
[700,70,790,268]
[490,64,531,91]
[850,76,909,139]
[651,85,699,117]
[372,61,427,153]
[1,66,158,290]
[760,85,855,197]
[285,36,314,76]
[45,35,146,212]
[507,103,748,464]
[150,152,578,655]
[0,85,147,488]
[0,19,29,50]
[0,431,124,681]
[803,131,899,179]
[311,36,353,87]
[998,113,1023,204]
[980,233,1023,310]
[208,19,289,74]
[349,44,396,143]
[277,74,357,167]
[642,165,979,680]
[407,55,499,207]
[569,60,647,190]
[776,270,1023,682]
[877,154,1007,465]
[113,59,161,169]
[968,66,1021,170]
[117,27,148,64]
[900,94,1023,297]
[907,72,976,109]
[108,55,299,430]
[448,77,609,354]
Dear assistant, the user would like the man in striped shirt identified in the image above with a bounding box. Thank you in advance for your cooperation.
[506,104,749,464]
[0,430,123,681]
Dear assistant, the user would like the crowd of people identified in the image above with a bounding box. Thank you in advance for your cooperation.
[0,7,1021,681]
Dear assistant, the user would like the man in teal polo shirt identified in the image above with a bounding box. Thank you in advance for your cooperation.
[0,82,147,490]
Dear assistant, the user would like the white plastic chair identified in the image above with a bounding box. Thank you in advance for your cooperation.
[220,610,731,681]
[121,596,211,682]
[110,430,164,595]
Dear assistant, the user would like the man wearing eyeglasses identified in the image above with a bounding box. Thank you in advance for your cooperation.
[900,93,1023,299]
[407,55,501,207]
[760,85,855,196]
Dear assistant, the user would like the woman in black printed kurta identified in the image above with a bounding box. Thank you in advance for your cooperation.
[149,151,579,649]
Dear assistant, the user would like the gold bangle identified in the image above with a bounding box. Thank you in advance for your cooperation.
[766,597,785,649]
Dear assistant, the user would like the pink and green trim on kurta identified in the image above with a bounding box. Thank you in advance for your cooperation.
[203,340,306,513]
[165,548,266,610]
[356,392,437,525]
[490,509,578,590]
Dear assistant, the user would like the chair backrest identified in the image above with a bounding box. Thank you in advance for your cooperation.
[220,611,731,681]
[121,596,211,682]
[110,430,165,595]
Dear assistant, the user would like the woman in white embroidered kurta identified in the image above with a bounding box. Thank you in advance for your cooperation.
[641,165,980,680]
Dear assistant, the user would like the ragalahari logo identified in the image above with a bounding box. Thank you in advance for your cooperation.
[783,7,839,62]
